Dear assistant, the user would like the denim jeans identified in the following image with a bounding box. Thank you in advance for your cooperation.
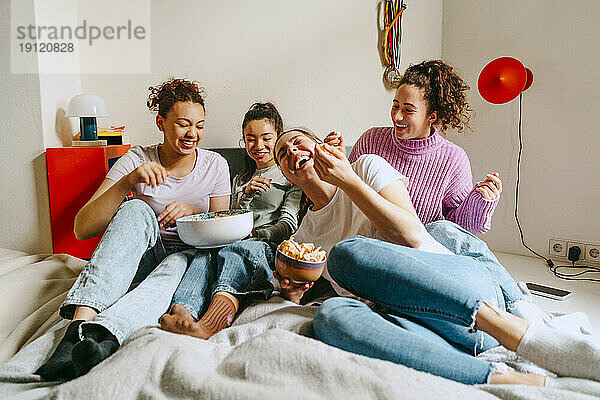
[313,236,503,385]
[425,220,524,305]
[60,199,192,343]
[171,240,275,319]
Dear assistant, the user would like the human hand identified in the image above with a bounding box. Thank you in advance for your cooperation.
[244,228,259,240]
[476,173,502,200]
[273,270,313,305]
[157,201,200,228]
[244,176,272,195]
[127,162,169,187]
[323,131,346,156]
[313,143,359,189]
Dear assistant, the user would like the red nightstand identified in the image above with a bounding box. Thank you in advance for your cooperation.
[46,144,131,258]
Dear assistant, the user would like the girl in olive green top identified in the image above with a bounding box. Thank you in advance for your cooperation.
[232,162,301,243]
[231,102,301,243]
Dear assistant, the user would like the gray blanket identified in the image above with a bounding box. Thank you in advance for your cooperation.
[0,250,598,400]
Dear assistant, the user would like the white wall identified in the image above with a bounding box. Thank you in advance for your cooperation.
[442,1,600,256]
[38,74,81,148]
[35,0,82,147]
[3,0,598,259]
[2,0,442,253]
[0,0,53,253]
[81,0,442,148]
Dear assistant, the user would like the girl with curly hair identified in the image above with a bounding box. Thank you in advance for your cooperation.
[35,78,231,380]
[325,61,543,328]
[326,60,501,235]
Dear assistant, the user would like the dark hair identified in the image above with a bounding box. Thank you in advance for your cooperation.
[237,102,284,185]
[398,60,473,133]
[147,77,206,117]
[274,127,320,218]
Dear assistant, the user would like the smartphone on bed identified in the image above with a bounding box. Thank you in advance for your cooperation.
[525,282,572,301]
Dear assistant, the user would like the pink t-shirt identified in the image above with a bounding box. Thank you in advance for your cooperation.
[106,144,231,244]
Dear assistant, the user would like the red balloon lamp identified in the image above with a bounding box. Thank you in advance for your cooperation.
[477,57,548,264]
[478,57,533,104]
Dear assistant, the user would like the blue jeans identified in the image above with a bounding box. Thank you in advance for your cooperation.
[171,240,275,319]
[425,220,525,305]
[60,199,192,343]
[313,236,503,385]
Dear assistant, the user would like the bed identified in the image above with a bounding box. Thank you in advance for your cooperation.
[0,248,598,400]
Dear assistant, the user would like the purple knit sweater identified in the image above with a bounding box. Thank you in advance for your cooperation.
[349,127,498,234]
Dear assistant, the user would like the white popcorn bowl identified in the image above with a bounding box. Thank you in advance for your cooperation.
[176,210,253,249]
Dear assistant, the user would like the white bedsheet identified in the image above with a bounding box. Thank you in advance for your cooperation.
[0,248,597,400]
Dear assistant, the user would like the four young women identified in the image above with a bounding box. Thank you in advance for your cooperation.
[34,63,600,390]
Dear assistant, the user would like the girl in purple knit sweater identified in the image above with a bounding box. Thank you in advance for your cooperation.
[326,60,501,234]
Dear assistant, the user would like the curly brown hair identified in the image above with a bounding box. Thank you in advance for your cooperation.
[398,60,473,133]
[147,77,206,117]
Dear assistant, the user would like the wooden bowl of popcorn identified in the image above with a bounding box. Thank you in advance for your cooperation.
[275,238,327,283]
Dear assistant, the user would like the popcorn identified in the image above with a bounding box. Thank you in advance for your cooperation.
[278,237,326,263]
[180,210,247,221]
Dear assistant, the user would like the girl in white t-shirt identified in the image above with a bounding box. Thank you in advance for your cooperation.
[273,128,600,388]
[35,78,231,381]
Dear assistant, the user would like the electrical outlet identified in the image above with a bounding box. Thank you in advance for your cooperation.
[567,241,586,261]
[549,238,567,258]
[585,243,600,263]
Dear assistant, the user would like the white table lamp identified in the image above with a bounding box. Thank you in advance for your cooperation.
[66,94,109,141]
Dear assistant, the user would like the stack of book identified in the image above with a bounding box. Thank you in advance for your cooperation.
[72,139,108,147]
[98,125,130,145]
[72,125,130,146]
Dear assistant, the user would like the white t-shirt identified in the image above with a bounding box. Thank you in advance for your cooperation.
[294,154,452,296]
[106,144,231,244]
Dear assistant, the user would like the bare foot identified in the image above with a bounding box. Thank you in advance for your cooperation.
[475,301,530,351]
[489,371,545,386]
[159,305,213,340]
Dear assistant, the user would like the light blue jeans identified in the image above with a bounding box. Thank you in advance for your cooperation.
[313,236,505,385]
[60,199,193,343]
[171,240,275,319]
[425,220,525,305]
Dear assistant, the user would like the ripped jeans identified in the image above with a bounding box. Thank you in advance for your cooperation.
[313,236,505,385]
[425,220,525,307]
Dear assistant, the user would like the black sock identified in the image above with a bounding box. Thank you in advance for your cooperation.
[35,320,83,381]
[71,337,119,377]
